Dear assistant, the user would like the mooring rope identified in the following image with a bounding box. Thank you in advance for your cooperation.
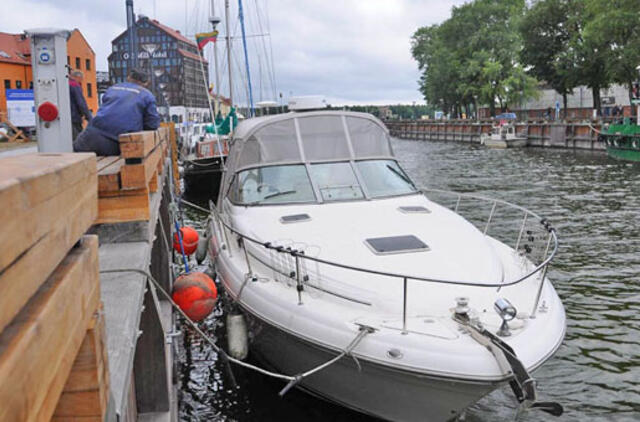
[179,198,210,214]
[99,268,373,391]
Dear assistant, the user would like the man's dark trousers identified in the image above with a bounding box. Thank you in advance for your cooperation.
[73,126,120,156]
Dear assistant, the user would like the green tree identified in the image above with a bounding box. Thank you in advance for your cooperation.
[520,0,578,117]
[411,0,537,117]
[571,0,613,112]
[583,0,640,106]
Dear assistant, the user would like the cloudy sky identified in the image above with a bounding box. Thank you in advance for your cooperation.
[3,0,465,106]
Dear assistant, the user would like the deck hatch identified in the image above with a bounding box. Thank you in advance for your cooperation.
[398,206,431,214]
[279,213,311,224]
[365,235,429,255]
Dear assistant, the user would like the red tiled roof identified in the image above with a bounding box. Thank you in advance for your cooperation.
[178,48,208,63]
[149,19,196,47]
[0,32,31,65]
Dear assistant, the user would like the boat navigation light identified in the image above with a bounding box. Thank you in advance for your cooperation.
[494,298,517,337]
[454,297,470,317]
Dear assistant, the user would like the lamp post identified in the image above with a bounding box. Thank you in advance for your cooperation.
[141,43,158,98]
[635,65,640,125]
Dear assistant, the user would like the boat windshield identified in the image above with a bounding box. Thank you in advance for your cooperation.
[230,159,417,205]
[229,165,316,205]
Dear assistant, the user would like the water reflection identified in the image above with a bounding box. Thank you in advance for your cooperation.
[178,139,640,421]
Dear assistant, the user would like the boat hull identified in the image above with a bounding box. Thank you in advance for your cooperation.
[243,309,500,422]
[183,157,224,199]
[483,137,527,149]
[606,146,640,162]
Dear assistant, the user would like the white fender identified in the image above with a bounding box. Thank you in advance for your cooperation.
[226,313,249,360]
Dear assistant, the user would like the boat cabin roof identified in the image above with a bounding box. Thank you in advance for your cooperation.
[226,111,394,176]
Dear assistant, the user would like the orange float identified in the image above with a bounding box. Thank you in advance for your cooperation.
[171,272,217,322]
[173,226,199,255]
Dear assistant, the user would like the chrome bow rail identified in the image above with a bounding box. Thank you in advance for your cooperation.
[205,188,558,333]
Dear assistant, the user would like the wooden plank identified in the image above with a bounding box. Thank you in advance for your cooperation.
[120,143,163,190]
[0,153,96,274]
[97,158,125,192]
[0,179,96,334]
[96,186,150,224]
[118,131,157,159]
[0,236,100,422]
[163,122,181,195]
[52,309,110,420]
[96,156,119,173]
[149,169,158,193]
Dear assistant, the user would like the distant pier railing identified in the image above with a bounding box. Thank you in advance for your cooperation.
[384,119,606,150]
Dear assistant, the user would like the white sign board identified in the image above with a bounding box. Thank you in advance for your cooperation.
[6,89,35,127]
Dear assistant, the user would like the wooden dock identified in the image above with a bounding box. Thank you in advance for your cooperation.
[384,119,606,151]
[0,125,179,422]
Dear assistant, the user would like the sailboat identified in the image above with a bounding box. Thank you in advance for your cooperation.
[182,0,277,198]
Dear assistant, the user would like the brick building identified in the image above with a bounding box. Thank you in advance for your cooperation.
[108,16,210,123]
[0,29,97,118]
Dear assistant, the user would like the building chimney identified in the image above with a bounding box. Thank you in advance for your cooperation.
[125,0,137,68]
[126,0,135,29]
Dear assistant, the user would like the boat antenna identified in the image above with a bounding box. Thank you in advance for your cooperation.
[238,0,255,117]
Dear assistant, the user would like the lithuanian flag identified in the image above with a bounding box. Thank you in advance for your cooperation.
[196,30,219,49]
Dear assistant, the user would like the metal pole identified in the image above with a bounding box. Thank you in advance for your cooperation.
[295,255,303,305]
[531,232,553,317]
[484,201,497,235]
[224,0,233,105]
[402,277,408,334]
[515,212,528,251]
[238,0,254,117]
[241,239,254,278]
[210,0,221,116]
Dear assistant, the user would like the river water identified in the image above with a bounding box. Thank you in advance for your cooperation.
[178,138,640,421]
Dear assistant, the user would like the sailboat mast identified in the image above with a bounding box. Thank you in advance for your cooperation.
[238,0,255,117]
[210,0,220,115]
[224,0,233,106]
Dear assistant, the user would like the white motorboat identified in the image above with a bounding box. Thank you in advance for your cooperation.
[207,110,565,421]
[481,123,528,148]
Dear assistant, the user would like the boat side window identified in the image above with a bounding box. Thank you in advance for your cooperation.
[355,160,417,198]
[230,165,315,205]
[309,162,364,201]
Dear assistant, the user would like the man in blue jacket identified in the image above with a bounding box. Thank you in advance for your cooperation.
[69,70,92,140]
[73,68,160,156]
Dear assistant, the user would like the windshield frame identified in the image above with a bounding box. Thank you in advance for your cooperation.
[227,158,419,207]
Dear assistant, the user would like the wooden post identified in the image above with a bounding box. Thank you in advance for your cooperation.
[133,285,170,413]
[150,188,172,295]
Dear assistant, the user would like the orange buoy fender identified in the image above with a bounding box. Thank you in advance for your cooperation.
[172,272,217,321]
[173,226,199,255]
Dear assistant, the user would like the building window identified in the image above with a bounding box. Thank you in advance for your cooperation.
[29,81,33,89]
[16,80,22,89]
[4,80,10,90]
[75,57,80,69]
[86,59,91,70]
[87,83,92,98]
[67,56,70,65]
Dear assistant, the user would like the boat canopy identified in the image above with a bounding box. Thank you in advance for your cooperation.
[225,111,394,176]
